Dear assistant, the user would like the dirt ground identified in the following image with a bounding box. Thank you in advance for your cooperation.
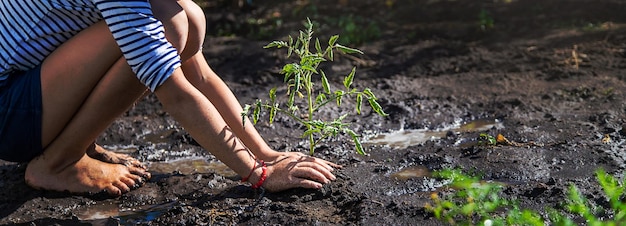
[2,0,626,225]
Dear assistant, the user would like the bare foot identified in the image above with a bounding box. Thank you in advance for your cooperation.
[87,143,147,170]
[25,153,149,196]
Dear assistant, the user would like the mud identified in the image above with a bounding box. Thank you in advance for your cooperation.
[2,0,626,225]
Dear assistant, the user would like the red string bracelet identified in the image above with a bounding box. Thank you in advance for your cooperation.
[251,160,267,189]
[241,159,257,182]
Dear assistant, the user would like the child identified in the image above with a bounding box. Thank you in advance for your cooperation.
[0,0,338,196]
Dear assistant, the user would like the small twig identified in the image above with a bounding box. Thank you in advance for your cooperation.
[496,134,544,147]
[572,45,580,70]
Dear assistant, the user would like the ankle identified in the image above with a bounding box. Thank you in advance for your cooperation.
[28,151,84,174]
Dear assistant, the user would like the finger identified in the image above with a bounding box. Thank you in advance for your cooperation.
[324,161,342,169]
[317,159,342,171]
[305,157,342,170]
[291,177,323,189]
[293,166,330,184]
[303,161,336,181]
[309,159,334,171]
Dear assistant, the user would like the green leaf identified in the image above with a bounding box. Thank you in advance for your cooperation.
[315,93,326,106]
[301,64,318,73]
[363,88,376,99]
[329,35,339,47]
[323,125,339,137]
[269,103,278,123]
[299,30,306,44]
[263,41,288,49]
[288,89,296,109]
[321,71,331,94]
[269,87,277,102]
[596,169,624,209]
[253,100,261,124]
[335,90,344,106]
[334,44,364,54]
[282,64,297,81]
[310,120,326,128]
[294,73,301,92]
[303,127,321,138]
[461,202,476,216]
[368,98,388,116]
[343,67,356,89]
[347,129,365,155]
[241,104,251,128]
[566,185,588,215]
[315,38,322,54]
[328,46,334,61]
[288,105,298,113]
[333,114,348,127]
[356,93,363,114]
[287,36,294,57]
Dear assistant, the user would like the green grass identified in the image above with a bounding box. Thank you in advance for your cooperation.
[427,168,626,225]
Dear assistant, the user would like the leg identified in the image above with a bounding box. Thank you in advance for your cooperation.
[25,22,150,196]
[25,0,205,196]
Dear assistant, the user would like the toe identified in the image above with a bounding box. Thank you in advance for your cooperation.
[105,185,123,196]
[120,175,138,188]
[128,166,151,179]
[113,181,131,194]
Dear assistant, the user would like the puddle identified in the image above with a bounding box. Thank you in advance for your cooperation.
[77,201,177,225]
[148,157,237,177]
[101,145,140,155]
[142,129,178,144]
[390,166,431,181]
[386,165,527,196]
[365,119,503,149]
[75,158,235,224]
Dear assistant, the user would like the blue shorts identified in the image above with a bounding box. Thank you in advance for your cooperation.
[0,66,43,162]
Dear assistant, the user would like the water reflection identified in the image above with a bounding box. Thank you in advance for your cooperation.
[365,119,503,149]
[148,157,237,177]
[390,166,431,180]
[77,201,177,224]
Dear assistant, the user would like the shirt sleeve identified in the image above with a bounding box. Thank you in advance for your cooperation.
[93,0,181,92]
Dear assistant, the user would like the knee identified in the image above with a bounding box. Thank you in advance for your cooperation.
[178,0,206,61]
[151,0,206,62]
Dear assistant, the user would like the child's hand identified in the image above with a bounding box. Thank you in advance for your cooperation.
[259,152,341,192]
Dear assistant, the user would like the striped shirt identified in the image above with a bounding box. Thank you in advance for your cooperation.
[0,0,181,91]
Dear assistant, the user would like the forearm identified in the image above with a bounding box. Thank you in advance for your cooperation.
[154,68,258,178]
[156,66,338,192]
[180,53,278,160]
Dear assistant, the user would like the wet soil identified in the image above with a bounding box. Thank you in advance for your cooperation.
[2,0,626,225]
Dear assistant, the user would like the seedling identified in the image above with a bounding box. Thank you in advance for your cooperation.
[242,19,387,155]
[479,9,495,31]
[477,133,497,146]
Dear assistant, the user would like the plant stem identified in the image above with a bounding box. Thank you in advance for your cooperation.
[306,72,315,155]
